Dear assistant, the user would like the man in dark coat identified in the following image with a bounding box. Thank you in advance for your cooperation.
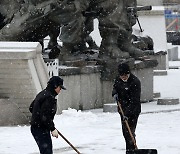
[29,76,66,154]
[112,63,141,151]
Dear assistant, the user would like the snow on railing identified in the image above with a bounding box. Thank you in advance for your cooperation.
[45,59,59,77]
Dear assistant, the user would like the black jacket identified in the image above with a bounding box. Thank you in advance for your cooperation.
[112,73,141,116]
[29,86,57,131]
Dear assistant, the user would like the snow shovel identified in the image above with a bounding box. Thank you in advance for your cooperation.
[117,101,158,154]
[57,129,81,154]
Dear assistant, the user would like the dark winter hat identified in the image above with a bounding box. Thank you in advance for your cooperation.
[48,76,66,90]
[118,63,130,75]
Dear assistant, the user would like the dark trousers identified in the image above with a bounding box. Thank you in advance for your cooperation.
[31,126,53,154]
[120,114,139,150]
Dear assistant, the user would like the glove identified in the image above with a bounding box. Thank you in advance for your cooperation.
[51,129,58,138]
[113,94,119,101]
[122,116,128,121]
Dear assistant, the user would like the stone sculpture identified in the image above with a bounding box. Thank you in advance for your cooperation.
[0,0,153,61]
[0,0,98,59]
[59,0,154,61]
[0,0,60,50]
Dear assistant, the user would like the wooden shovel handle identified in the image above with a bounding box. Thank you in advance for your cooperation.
[117,101,138,149]
[57,130,81,154]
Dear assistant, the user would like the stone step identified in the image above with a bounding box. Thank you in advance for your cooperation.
[0,68,30,74]
[153,70,167,76]
[25,112,32,117]
[13,98,33,104]
[169,66,180,69]
[0,78,34,85]
[0,62,28,69]
[0,84,34,90]
[15,103,30,108]
[157,97,179,105]
[103,103,117,113]
[0,73,32,79]
[0,88,35,94]
[19,107,30,113]
[7,92,35,99]
[153,92,161,98]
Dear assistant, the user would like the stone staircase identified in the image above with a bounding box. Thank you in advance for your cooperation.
[0,60,36,117]
[0,42,49,125]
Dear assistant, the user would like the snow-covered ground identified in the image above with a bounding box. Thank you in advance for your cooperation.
[0,65,180,154]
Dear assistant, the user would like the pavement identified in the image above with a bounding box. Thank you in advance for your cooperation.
[141,60,180,114]
[103,100,180,114]
[141,100,180,114]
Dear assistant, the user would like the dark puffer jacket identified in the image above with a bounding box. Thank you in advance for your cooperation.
[29,85,57,131]
[112,73,141,116]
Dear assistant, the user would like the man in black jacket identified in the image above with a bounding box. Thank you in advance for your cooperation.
[29,76,66,154]
[112,63,141,151]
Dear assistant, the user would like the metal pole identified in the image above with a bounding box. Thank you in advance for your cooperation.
[136,17,144,33]
[117,101,138,149]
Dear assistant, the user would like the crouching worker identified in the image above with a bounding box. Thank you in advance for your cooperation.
[112,63,141,152]
[29,76,66,154]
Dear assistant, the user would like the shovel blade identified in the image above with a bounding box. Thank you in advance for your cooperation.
[126,149,158,154]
